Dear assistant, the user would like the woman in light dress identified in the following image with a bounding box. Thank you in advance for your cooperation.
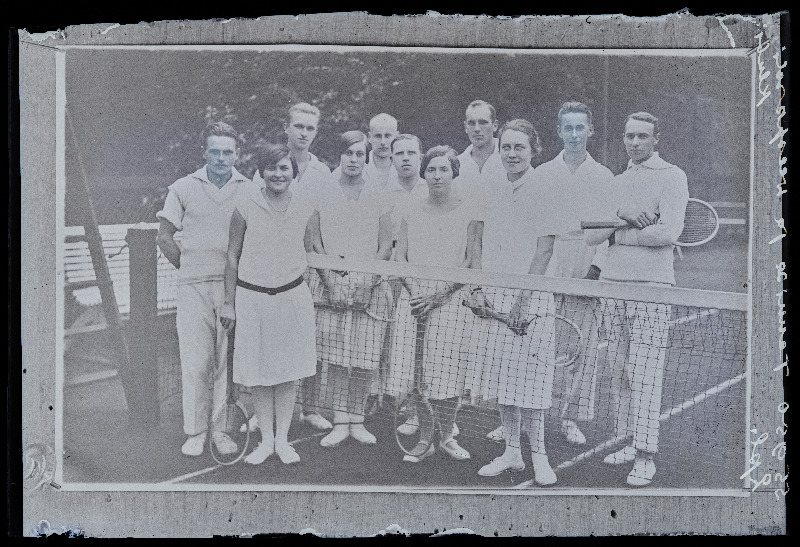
[472,119,558,485]
[220,143,318,465]
[394,145,483,463]
[308,130,394,448]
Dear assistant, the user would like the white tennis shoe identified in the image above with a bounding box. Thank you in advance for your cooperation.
[603,445,637,465]
[397,415,419,435]
[181,432,207,456]
[301,411,333,430]
[350,423,377,444]
[275,442,300,465]
[531,453,557,486]
[478,452,526,477]
[562,420,586,445]
[320,424,350,447]
[244,441,274,465]
[627,456,656,486]
[240,415,259,433]
[486,425,504,443]
[212,431,238,455]
[402,444,435,464]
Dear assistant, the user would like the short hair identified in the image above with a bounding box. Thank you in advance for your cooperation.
[498,119,543,160]
[338,130,369,156]
[420,145,460,179]
[256,143,298,179]
[369,113,398,132]
[201,121,240,148]
[288,102,321,123]
[390,134,423,153]
[466,100,497,123]
[558,101,593,125]
[625,111,660,135]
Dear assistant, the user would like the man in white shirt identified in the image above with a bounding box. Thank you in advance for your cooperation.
[157,122,252,457]
[283,102,333,206]
[365,113,400,191]
[534,102,614,446]
[283,102,334,432]
[455,100,510,209]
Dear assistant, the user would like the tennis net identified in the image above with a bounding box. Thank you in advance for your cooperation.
[152,253,747,488]
[302,254,748,488]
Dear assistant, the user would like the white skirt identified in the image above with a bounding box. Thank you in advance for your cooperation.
[233,282,317,387]
[483,287,557,409]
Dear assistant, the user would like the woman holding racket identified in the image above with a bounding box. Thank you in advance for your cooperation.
[308,130,394,448]
[471,119,558,485]
[220,143,318,466]
[394,145,483,463]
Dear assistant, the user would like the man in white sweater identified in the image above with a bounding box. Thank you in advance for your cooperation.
[585,111,688,486]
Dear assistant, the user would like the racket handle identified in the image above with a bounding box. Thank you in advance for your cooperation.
[581,220,627,229]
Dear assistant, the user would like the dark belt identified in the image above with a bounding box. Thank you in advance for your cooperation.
[237,276,304,295]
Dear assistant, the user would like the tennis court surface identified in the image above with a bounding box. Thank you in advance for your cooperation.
[62,235,748,491]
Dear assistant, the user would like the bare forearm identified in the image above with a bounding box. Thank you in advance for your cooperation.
[224,256,239,306]
[157,235,181,269]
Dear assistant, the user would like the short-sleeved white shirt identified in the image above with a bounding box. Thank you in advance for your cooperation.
[236,184,317,288]
[156,166,254,285]
[317,177,392,260]
[482,167,556,275]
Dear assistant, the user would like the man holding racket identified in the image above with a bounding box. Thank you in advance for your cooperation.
[157,121,253,457]
[584,112,688,486]
[535,102,614,446]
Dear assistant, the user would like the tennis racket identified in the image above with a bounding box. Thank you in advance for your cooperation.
[393,315,437,457]
[462,288,584,368]
[209,327,251,465]
[580,198,720,247]
[314,276,397,322]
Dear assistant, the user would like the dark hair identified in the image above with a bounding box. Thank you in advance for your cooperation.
[201,121,240,148]
[256,143,298,179]
[390,134,423,154]
[420,145,460,178]
[338,130,368,156]
[466,100,497,123]
[498,119,543,162]
[626,111,660,135]
[558,101,593,125]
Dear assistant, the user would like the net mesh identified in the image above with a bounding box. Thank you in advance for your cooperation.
[127,253,749,488]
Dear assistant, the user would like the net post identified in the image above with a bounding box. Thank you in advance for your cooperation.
[126,225,160,426]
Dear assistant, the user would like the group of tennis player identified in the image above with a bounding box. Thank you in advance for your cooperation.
[157,98,689,487]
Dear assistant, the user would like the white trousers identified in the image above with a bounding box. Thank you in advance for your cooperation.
[176,280,229,435]
[601,285,671,454]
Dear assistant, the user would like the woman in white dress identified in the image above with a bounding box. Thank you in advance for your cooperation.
[395,145,483,463]
[220,143,318,465]
[473,119,558,485]
[308,131,394,448]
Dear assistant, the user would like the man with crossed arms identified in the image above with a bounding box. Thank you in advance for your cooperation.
[585,111,688,486]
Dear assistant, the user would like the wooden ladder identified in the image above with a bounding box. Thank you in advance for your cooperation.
[64,110,132,396]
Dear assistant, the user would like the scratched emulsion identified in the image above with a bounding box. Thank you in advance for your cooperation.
[19,12,787,537]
